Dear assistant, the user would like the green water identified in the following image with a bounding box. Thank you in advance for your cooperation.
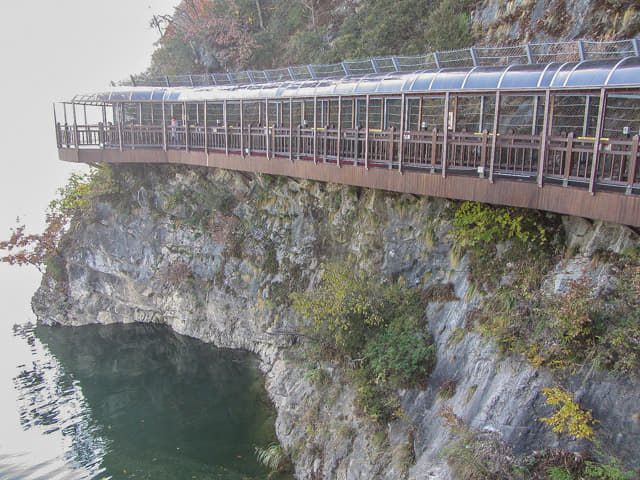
[9,322,290,480]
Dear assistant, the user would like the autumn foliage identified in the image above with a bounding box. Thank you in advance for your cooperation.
[154,0,256,72]
[0,172,93,273]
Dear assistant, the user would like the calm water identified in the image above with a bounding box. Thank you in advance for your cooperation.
[1,322,288,480]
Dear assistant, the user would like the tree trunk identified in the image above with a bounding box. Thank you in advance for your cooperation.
[255,0,265,29]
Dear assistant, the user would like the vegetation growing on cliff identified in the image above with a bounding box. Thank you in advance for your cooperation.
[439,405,636,480]
[144,0,477,76]
[292,262,436,423]
[449,201,640,377]
[0,168,120,278]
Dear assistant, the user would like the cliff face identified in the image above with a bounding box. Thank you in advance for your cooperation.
[33,165,640,479]
[472,0,640,45]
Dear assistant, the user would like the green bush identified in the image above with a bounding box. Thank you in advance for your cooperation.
[365,319,436,389]
[292,262,436,423]
[451,201,550,253]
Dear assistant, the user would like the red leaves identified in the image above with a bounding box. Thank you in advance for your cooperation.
[0,214,66,273]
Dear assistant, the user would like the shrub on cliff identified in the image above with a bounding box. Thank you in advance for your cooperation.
[0,167,118,275]
[292,262,435,423]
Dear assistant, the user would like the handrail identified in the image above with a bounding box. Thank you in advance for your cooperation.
[126,37,640,87]
[56,122,640,195]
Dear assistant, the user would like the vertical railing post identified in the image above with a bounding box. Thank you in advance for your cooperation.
[399,93,406,173]
[480,130,488,177]
[102,103,108,145]
[63,103,69,147]
[289,98,294,161]
[248,124,253,156]
[627,135,639,194]
[296,124,301,159]
[537,90,552,187]
[98,122,104,147]
[489,91,501,183]
[442,92,450,177]
[265,99,270,159]
[183,102,188,151]
[354,125,360,165]
[633,37,640,56]
[589,88,607,194]
[162,101,167,151]
[117,104,124,151]
[204,101,209,166]
[224,100,229,156]
[337,96,342,167]
[388,127,395,168]
[364,94,370,169]
[564,132,575,186]
[431,128,438,173]
[240,99,245,157]
[72,103,79,149]
[313,96,318,164]
[323,122,328,164]
[185,122,190,152]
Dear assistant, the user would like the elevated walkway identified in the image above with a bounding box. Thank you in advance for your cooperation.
[55,41,640,227]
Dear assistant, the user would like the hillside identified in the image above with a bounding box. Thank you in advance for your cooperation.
[144,0,640,76]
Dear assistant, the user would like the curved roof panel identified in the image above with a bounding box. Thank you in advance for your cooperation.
[70,57,640,105]
[429,68,470,91]
[606,56,640,86]
[462,66,504,90]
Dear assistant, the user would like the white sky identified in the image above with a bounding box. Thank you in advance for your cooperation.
[0,0,179,324]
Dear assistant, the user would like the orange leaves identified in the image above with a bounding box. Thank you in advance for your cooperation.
[158,0,256,71]
[0,214,66,272]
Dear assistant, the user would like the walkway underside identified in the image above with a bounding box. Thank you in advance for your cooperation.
[59,148,640,227]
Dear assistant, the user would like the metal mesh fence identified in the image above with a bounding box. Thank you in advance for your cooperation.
[344,59,376,75]
[128,37,640,87]
[476,45,529,66]
[312,63,347,78]
[530,41,581,63]
[437,48,474,68]
[583,39,637,59]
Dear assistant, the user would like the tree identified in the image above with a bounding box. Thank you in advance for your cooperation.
[152,0,256,73]
[1,172,94,273]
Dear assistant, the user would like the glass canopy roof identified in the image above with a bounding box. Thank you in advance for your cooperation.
[71,57,640,104]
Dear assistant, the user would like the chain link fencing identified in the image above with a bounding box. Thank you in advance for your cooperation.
[127,38,640,88]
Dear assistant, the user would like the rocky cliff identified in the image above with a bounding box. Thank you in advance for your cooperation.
[33,164,640,479]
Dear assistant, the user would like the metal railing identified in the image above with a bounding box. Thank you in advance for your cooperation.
[126,38,640,88]
[56,123,640,195]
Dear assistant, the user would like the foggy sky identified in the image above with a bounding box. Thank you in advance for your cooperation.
[0,0,178,324]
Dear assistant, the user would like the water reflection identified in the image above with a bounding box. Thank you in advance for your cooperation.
[8,322,285,480]
[5,324,103,480]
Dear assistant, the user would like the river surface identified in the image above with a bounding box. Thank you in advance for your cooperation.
[0,321,289,480]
